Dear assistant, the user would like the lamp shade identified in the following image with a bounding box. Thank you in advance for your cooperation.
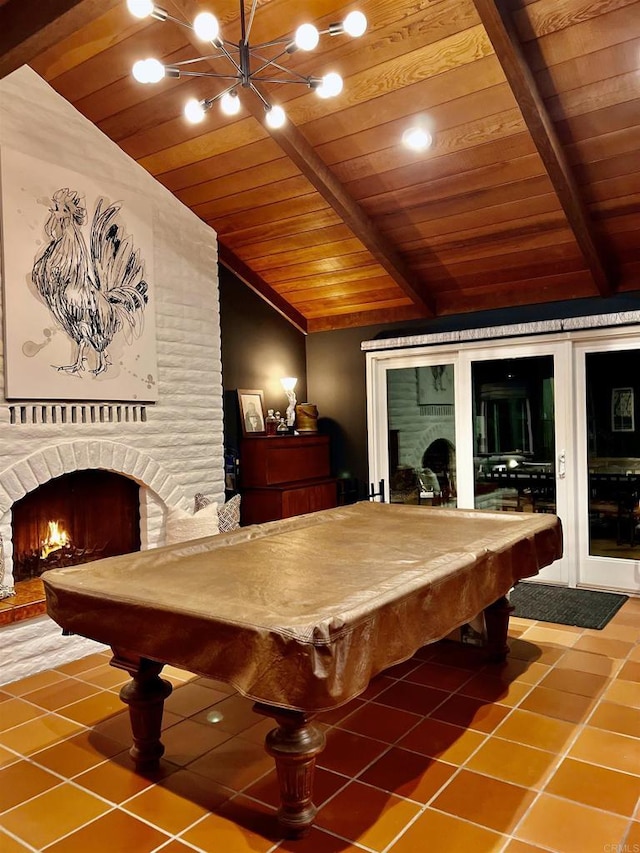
[280,377,298,391]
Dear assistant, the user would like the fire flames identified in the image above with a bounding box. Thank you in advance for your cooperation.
[41,521,70,560]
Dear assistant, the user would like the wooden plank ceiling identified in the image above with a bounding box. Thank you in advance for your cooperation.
[2,0,639,332]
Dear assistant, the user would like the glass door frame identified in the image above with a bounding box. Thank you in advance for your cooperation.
[366,334,573,585]
[457,338,573,585]
[573,326,640,593]
[366,347,465,506]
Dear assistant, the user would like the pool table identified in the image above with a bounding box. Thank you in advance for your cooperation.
[44,502,562,836]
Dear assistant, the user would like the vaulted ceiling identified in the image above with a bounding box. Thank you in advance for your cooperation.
[2,0,639,333]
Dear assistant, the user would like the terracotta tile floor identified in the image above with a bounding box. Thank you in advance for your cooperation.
[0,598,639,852]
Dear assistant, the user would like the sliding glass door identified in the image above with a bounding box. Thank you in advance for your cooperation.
[385,362,458,508]
[471,354,557,516]
[574,336,640,593]
[367,325,640,592]
[461,340,570,584]
[367,339,570,584]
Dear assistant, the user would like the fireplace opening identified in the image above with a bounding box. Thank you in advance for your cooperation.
[11,470,141,582]
[422,439,456,504]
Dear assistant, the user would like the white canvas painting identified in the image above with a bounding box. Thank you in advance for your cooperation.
[1,147,158,401]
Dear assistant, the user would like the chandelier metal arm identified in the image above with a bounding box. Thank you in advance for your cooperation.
[252,27,340,52]
[251,47,287,74]
[251,78,316,87]
[216,41,243,76]
[152,8,193,30]
[178,70,242,80]
[205,82,240,105]
[170,55,228,68]
[249,51,293,77]
[252,36,297,50]
[252,61,318,85]
[248,81,271,111]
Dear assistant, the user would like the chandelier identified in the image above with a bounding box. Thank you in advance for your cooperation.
[126,1,367,128]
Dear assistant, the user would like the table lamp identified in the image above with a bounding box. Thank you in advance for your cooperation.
[281,377,297,427]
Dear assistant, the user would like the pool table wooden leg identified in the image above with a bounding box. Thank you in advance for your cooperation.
[484,595,515,662]
[254,703,326,838]
[110,651,172,770]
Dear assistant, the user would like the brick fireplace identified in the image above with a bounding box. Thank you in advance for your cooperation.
[0,67,225,683]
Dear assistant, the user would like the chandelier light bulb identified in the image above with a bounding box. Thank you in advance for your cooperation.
[193,11,220,41]
[402,126,433,151]
[184,98,206,123]
[132,59,150,83]
[145,57,165,83]
[343,11,367,37]
[265,104,286,129]
[294,23,320,51]
[127,0,154,18]
[316,71,343,99]
[220,91,240,116]
[132,58,164,83]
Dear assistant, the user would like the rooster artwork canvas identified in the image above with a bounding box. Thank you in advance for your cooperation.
[1,148,158,401]
[32,188,148,377]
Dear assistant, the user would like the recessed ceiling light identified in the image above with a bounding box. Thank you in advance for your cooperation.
[402,126,433,151]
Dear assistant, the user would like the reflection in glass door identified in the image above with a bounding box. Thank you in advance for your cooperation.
[386,363,457,508]
[472,356,556,516]
[577,346,640,593]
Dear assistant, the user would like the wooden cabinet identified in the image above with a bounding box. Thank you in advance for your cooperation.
[240,435,337,525]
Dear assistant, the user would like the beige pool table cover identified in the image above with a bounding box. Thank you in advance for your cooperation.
[44,502,562,711]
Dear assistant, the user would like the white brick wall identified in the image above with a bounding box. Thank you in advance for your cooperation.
[387,368,455,471]
[0,68,225,589]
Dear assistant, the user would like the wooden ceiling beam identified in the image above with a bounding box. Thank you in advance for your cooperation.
[218,244,308,335]
[247,84,435,316]
[307,304,424,333]
[472,0,615,297]
[0,0,119,80]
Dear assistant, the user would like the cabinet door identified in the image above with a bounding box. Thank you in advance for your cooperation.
[281,482,337,517]
[307,482,338,513]
[281,488,311,518]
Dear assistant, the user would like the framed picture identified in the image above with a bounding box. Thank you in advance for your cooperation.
[611,387,634,432]
[238,389,266,436]
[1,148,157,401]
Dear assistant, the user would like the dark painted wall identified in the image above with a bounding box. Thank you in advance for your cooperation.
[306,324,385,498]
[219,266,306,456]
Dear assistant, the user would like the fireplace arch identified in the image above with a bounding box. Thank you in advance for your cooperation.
[0,440,185,592]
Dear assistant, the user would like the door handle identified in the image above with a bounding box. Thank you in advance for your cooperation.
[558,451,566,479]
